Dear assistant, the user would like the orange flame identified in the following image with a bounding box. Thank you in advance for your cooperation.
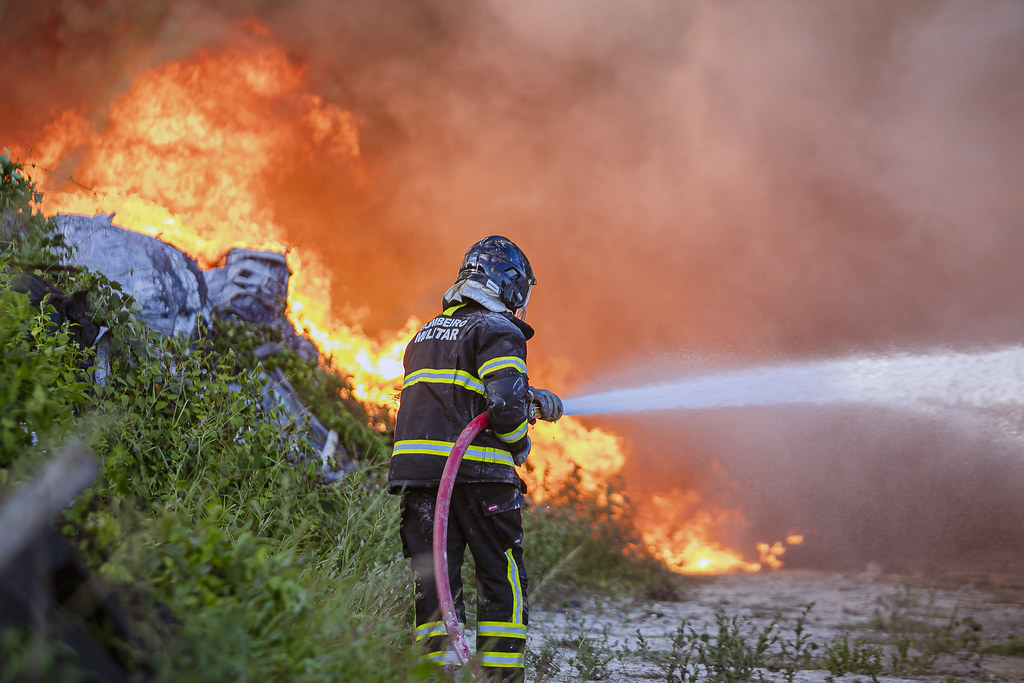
[32,41,391,404]
[523,417,627,504]
[29,34,799,575]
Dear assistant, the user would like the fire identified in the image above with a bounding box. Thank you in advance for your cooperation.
[635,490,803,574]
[523,417,627,504]
[25,32,798,575]
[31,38,391,404]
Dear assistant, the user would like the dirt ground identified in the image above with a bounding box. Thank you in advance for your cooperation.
[527,569,1024,682]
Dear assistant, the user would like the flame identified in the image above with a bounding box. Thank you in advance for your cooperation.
[633,490,804,574]
[522,417,626,503]
[31,37,392,405]
[26,31,800,575]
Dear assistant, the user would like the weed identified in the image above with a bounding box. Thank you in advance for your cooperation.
[772,602,819,682]
[562,624,616,681]
[820,633,883,681]
[662,611,777,683]
[985,633,1024,657]
[527,633,561,683]
[870,583,984,674]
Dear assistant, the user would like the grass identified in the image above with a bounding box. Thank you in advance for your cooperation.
[985,633,1024,657]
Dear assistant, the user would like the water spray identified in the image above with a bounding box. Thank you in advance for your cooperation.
[561,346,1024,418]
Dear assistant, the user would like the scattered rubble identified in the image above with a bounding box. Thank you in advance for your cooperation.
[205,247,318,361]
[52,212,353,477]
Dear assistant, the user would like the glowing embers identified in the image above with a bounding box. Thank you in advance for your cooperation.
[757,534,805,570]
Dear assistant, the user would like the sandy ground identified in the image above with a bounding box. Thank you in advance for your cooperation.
[527,569,1024,682]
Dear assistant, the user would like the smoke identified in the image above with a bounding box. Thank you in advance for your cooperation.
[5,0,1024,572]
[625,404,1022,574]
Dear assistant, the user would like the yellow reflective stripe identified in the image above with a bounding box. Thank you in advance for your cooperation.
[414,621,447,641]
[478,622,527,639]
[478,356,527,377]
[506,549,524,625]
[403,368,484,395]
[421,651,462,665]
[392,440,516,467]
[495,419,528,443]
[479,651,525,668]
[442,303,466,316]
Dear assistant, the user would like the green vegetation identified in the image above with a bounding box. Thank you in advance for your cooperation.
[868,583,985,675]
[662,611,779,683]
[528,584,1012,682]
[820,633,883,681]
[985,633,1024,658]
[0,154,673,681]
[0,154,418,681]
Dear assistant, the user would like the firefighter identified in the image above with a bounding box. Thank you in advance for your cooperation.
[388,235,562,682]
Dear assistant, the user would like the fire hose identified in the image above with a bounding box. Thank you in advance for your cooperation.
[433,403,547,675]
[432,411,490,675]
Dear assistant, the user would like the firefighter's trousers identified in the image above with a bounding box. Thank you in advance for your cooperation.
[400,483,528,683]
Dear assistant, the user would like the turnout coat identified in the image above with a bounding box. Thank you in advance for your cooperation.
[388,301,534,493]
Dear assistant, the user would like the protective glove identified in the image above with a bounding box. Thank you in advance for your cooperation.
[530,387,563,422]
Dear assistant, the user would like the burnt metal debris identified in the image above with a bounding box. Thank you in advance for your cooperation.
[205,247,319,361]
[57,213,208,339]
[52,212,351,477]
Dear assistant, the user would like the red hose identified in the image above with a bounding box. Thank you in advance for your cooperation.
[433,412,489,675]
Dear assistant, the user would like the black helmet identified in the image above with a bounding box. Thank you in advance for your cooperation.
[453,235,536,318]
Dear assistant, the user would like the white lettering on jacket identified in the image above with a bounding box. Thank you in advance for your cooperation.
[413,316,467,344]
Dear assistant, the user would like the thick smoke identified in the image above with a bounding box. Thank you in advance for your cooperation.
[5,0,1024,572]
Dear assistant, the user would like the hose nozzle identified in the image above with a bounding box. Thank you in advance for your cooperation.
[528,388,561,422]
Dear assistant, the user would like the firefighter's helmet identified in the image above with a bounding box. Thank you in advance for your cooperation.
[452,235,536,319]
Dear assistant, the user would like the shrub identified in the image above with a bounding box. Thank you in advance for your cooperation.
[0,270,91,469]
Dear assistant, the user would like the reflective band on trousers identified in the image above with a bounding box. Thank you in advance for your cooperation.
[392,439,516,467]
[414,621,448,641]
[477,621,527,639]
[479,651,525,668]
[505,548,524,625]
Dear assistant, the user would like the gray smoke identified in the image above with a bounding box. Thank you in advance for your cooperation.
[4,0,1024,572]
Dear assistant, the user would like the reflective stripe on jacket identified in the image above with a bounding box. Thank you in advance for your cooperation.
[388,302,534,492]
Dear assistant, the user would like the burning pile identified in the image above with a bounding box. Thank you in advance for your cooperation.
[14,26,796,575]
